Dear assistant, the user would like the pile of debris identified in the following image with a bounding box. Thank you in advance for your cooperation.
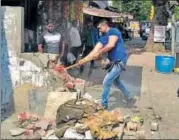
[9,93,147,139]
[53,94,146,139]
[49,64,86,92]
[10,112,56,139]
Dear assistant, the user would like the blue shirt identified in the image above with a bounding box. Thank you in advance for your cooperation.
[98,28,128,63]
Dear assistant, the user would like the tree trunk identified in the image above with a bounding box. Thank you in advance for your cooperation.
[145,21,166,53]
[145,0,167,53]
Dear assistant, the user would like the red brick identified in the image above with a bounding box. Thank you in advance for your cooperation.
[25,124,35,130]
[65,82,75,89]
[18,112,39,121]
[24,130,33,136]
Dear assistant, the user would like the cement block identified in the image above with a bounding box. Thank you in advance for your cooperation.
[44,91,77,119]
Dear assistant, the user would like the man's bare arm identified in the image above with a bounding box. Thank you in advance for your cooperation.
[85,42,103,60]
[78,42,103,65]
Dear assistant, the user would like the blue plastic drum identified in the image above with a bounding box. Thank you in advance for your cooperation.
[155,55,175,74]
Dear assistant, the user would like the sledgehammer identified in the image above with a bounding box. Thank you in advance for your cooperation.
[65,63,80,70]
[65,57,95,70]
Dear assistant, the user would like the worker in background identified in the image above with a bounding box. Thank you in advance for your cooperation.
[78,20,136,109]
[79,19,99,75]
[37,20,66,65]
[69,20,82,63]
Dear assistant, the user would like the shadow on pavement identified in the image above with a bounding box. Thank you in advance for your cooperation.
[109,66,143,110]
[69,62,143,110]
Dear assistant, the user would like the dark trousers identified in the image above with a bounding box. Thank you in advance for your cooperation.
[59,43,69,66]
[70,46,82,63]
[80,46,94,73]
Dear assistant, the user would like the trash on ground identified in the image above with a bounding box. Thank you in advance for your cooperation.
[151,122,159,131]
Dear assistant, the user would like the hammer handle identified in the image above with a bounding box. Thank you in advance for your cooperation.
[65,57,96,70]
[65,63,79,70]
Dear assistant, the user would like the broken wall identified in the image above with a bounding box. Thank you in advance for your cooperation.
[1,6,58,120]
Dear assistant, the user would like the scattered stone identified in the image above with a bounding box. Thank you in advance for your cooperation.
[65,82,75,89]
[24,129,33,136]
[35,120,49,130]
[25,123,35,130]
[75,123,85,128]
[151,122,159,131]
[124,115,131,122]
[127,122,138,131]
[63,128,85,139]
[36,129,46,137]
[76,101,81,105]
[55,126,69,138]
[111,109,123,122]
[75,123,89,134]
[18,112,39,122]
[43,130,55,139]
[26,132,41,140]
[82,101,87,105]
[21,120,31,128]
[48,134,59,139]
[85,130,93,139]
[9,128,26,136]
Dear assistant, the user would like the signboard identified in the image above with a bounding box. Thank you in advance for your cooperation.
[154,26,166,42]
[130,21,139,31]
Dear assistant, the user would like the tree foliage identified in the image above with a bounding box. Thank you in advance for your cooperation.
[174,6,179,20]
[112,0,153,21]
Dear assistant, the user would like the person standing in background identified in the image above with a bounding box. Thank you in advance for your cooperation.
[79,19,99,74]
[37,20,66,65]
[69,20,82,63]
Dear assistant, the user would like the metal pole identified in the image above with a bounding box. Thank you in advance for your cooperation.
[171,14,175,56]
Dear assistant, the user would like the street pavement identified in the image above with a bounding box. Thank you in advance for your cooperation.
[82,51,179,139]
[76,38,179,139]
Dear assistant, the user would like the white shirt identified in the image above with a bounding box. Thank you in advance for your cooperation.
[69,26,82,47]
